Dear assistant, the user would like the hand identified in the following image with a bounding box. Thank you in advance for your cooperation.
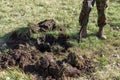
[105,1,109,8]
[88,0,93,8]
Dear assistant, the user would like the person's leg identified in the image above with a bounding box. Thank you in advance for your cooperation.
[96,0,108,39]
[78,0,95,41]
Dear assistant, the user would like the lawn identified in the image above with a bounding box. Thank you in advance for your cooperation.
[0,0,120,80]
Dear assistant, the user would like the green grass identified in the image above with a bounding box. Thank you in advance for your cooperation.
[0,67,30,80]
[0,0,120,80]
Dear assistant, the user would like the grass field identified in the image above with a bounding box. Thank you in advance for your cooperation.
[0,0,120,80]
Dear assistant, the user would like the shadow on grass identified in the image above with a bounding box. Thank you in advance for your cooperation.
[0,27,28,40]
[69,31,97,40]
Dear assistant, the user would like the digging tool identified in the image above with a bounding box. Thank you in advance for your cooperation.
[78,0,95,43]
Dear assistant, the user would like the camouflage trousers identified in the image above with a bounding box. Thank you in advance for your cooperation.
[79,0,109,27]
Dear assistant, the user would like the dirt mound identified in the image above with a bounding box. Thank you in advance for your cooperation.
[0,45,94,79]
[6,19,71,52]
[0,19,95,80]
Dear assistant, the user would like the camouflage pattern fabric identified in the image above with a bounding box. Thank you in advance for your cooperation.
[79,0,109,27]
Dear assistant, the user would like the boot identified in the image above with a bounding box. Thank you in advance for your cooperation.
[97,27,107,40]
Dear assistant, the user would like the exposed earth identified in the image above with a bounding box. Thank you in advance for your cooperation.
[0,19,94,80]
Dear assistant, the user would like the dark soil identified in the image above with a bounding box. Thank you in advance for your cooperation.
[0,19,94,80]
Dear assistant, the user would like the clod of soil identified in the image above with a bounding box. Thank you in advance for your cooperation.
[45,34,57,45]
[35,54,65,78]
[65,64,81,78]
[66,53,95,74]
[28,23,40,33]
[38,19,56,32]
[38,19,64,32]
[37,43,51,52]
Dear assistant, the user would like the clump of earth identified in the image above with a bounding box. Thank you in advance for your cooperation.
[0,19,94,80]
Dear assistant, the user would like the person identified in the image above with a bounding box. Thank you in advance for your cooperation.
[78,0,109,41]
